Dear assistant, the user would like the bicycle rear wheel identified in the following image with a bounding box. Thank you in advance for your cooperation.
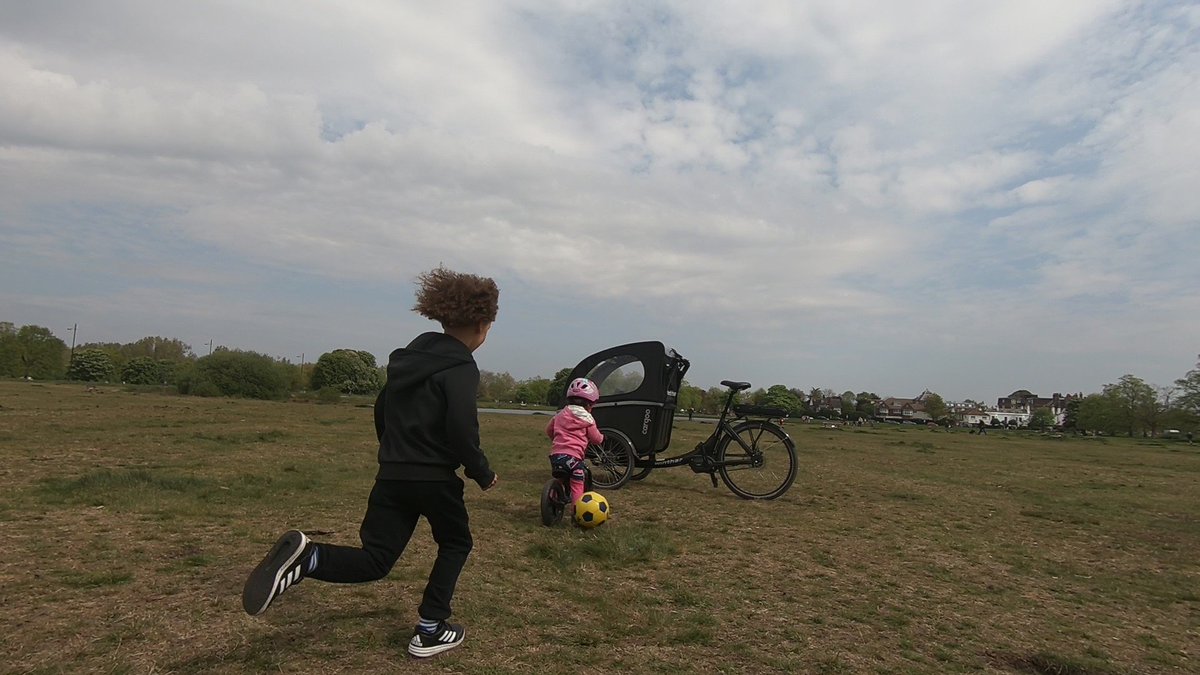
[716,420,797,499]
[586,428,636,490]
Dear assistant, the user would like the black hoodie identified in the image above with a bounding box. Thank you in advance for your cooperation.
[373,332,495,489]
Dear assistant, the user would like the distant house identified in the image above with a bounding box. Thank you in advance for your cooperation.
[808,395,845,416]
[996,390,1081,426]
[945,400,974,414]
[960,408,991,427]
[876,390,934,423]
[990,410,1032,427]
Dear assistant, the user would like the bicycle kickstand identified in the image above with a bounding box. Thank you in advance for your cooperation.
[709,471,718,488]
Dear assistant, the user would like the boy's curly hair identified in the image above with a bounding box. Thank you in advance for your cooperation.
[412,266,499,327]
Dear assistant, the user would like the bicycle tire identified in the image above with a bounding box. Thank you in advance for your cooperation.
[540,478,566,526]
[586,428,636,490]
[716,420,797,499]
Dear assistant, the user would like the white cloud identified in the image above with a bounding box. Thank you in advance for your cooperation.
[1,0,1196,399]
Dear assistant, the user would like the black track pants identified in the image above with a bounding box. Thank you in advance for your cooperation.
[308,477,473,620]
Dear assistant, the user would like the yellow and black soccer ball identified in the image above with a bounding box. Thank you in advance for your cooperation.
[574,491,609,528]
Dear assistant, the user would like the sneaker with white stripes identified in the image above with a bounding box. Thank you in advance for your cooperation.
[242,530,309,616]
[408,621,466,658]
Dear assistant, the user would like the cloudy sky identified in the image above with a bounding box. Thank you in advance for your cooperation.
[2,1,1197,402]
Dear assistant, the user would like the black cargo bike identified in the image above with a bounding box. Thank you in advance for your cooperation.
[567,341,798,500]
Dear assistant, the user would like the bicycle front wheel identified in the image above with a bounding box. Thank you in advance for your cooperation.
[716,421,797,499]
[586,428,636,490]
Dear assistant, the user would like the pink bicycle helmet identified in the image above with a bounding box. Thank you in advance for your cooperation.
[566,377,600,403]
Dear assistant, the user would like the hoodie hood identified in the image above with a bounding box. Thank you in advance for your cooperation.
[385,332,474,391]
[558,405,596,430]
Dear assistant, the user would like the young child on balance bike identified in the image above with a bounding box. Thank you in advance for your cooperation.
[541,378,603,525]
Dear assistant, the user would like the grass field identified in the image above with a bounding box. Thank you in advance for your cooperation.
[1,381,1197,674]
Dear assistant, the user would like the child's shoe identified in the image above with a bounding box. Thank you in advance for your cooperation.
[242,530,310,615]
[408,621,466,657]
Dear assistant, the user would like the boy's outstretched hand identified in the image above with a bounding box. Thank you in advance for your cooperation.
[484,475,498,490]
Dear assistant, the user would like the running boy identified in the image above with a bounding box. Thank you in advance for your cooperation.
[545,378,604,512]
[242,266,499,659]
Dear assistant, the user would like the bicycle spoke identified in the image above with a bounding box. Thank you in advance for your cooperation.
[586,428,636,490]
[716,421,797,499]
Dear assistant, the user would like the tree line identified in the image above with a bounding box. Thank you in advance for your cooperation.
[0,322,577,405]
[1064,372,1198,437]
[2,323,1196,433]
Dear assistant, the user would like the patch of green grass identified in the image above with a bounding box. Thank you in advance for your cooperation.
[32,465,324,515]
[671,625,715,645]
[186,429,288,445]
[526,523,677,570]
[38,469,213,507]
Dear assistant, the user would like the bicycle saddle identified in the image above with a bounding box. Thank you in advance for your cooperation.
[720,380,752,391]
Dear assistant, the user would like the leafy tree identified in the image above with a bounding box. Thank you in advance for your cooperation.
[123,336,192,361]
[0,324,68,379]
[122,356,167,385]
[1062,398,1082,432]
[763,385,803,415]
[67,348,115,382]
[808,388,824,408]
[1076,393,1120,435]
[0,322,18,376]
[176,349,290,400]
[309,349,382,395]
[840,390,857,418]
[677,382,704,412]
[700,386,724,413]
[76,341,129,374]
[478,370,517,402]
[72,336,195,381]
[856,392,880,417]
[703,386,736,414]
[788,388,811,415]
[1175,355,1200,422]
[157,359,182,385]
[515,377,551,405]
[1142,386,1177,437]
[1028,407,1055,431]
[284,361,310,392]
[1103,375,1156,437]
[546,368,573,407]
[1160,404,1193,434]
[923,392,947,422]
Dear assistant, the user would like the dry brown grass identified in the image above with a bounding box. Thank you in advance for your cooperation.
[1,381,1197,673]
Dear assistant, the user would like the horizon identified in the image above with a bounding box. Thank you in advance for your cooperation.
[4,319,1172,405]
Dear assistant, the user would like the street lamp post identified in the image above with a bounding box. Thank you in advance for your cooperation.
[66,323,78,380]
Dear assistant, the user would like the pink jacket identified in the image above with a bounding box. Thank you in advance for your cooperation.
[545,405,605,460]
